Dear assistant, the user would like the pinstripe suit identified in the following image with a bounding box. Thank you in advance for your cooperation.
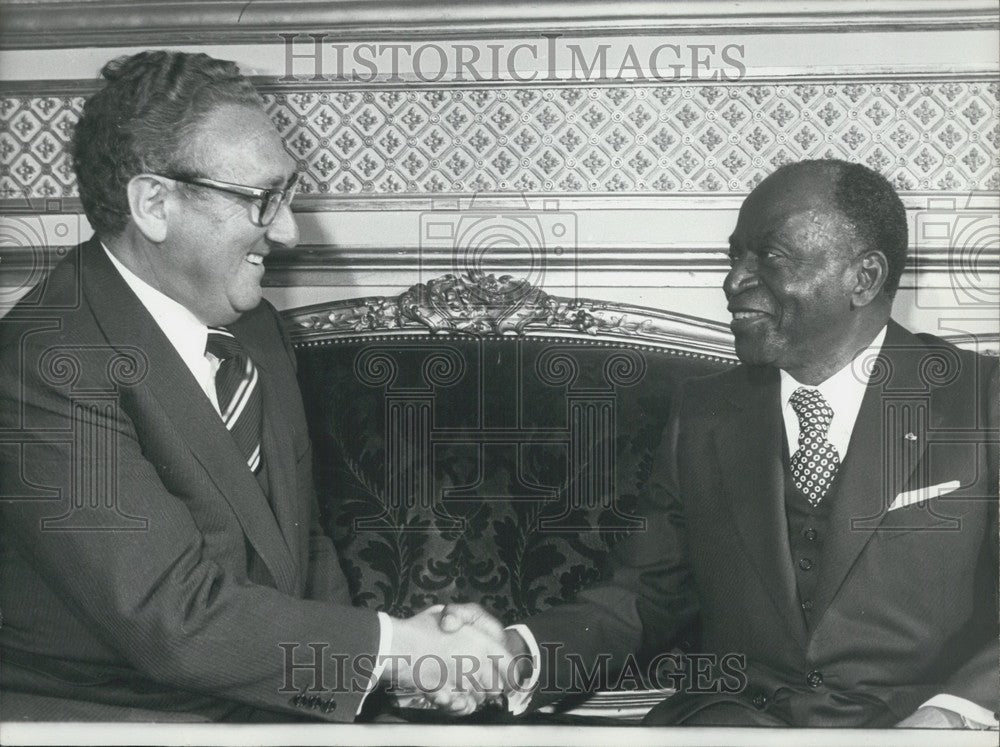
[0,237,377,721]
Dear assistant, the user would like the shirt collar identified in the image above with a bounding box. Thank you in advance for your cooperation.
[779,325,888,417]
[101,242,209,364]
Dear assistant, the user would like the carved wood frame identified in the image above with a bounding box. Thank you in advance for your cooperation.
[283,270,739,361]
[283,272,998,358]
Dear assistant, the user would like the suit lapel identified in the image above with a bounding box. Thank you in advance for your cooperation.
[812,321,937,622]
[230,318,300,581]
[81,240,297,594]
[716,368,808,649]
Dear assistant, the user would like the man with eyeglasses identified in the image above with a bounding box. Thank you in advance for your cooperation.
[0,51,511,722]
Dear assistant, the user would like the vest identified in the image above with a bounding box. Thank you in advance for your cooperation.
[782,439,839,631]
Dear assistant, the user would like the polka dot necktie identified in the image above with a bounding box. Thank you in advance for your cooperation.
[205,327,263,474]
[789,387,840,506]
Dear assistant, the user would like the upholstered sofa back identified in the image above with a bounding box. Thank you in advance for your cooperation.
[284,274,737,624]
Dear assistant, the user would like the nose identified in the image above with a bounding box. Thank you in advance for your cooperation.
[265,200,299,249]
[723,251,758,299]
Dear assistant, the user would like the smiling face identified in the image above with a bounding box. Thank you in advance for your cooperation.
[158,104,299,326]
[724,168,882,383]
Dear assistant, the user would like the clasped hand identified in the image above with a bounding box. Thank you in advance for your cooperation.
[381,603,528,716]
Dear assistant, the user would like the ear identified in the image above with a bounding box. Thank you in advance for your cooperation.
[850,249,889,308]
[126,175,172,243]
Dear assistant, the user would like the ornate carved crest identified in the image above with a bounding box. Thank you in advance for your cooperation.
[285,271,738,359]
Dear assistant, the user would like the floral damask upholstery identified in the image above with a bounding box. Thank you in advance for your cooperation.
[284,274,737,626]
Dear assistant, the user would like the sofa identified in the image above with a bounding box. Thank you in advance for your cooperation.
[283,272,736,630]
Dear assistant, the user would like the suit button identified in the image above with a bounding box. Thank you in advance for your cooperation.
[806,670,824,688]
[752,693,768,709]
[798,558,813,571]
[801,599,813,611]
[803,528,817,541]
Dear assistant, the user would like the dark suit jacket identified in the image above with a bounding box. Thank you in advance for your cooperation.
[0,238,378,721]
[526,320,999,726]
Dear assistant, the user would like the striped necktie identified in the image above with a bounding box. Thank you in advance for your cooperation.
[205,327,263,473]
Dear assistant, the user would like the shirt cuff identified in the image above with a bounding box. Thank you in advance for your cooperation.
[355,611,393,715]
[920,694,999,728]
[504,623,540,715]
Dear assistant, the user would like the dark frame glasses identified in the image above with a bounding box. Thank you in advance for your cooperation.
[159,171,299,226]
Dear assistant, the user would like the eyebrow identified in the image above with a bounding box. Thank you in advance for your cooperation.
[743,230,780,246]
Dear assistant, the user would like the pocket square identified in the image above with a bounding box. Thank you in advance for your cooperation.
[889,480,961,511]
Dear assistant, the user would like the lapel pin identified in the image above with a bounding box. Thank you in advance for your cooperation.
[904,432,918,441]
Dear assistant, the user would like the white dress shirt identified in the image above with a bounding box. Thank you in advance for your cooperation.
[103,245,220,413]
[102,244,391,709]
[514,324,996,726]
[779,326,887,462]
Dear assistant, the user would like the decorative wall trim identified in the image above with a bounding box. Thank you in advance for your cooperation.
[2,78,997,206]
[2,243,993,293]
[261,244,1000,280]
[1,1,997,50]
[0,191,993,214]
[3,70,1000,98]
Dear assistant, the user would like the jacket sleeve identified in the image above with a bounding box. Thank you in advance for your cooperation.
[0,318,379,721]
[521,381,700,705]
[938,356,999,714]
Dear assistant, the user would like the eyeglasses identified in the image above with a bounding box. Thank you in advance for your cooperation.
[159,171,299,227]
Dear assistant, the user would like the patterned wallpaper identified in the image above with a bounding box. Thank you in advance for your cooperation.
[0,94,82,202]
[1,78,998,203]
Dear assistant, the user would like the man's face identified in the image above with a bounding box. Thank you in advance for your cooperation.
[159,104,299,326]
[724,170,864,381]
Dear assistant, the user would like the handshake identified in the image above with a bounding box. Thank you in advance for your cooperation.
[378,603,533,716]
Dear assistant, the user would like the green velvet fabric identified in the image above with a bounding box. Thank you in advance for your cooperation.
[296,337,733,625]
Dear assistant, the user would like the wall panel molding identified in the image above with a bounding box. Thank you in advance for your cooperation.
[3,234,995,291]
[1,1,997,50]
[3,69,998,97]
